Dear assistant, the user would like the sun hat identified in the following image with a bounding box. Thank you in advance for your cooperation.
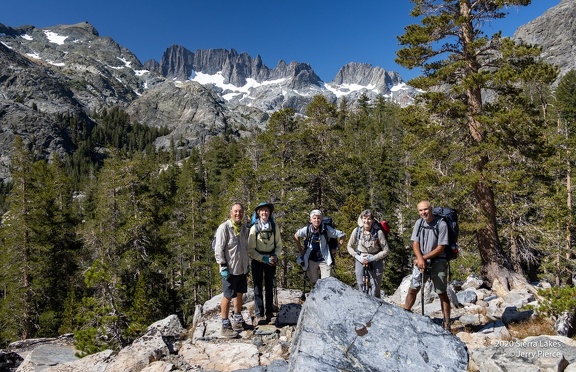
[254,202,274,214]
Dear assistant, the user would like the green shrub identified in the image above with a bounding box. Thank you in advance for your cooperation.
[536,287,576,318]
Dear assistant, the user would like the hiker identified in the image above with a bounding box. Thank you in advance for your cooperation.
[402,200,452,330]
[346,209,389,298]
[247,202,283,325]
[294,209,346,286]
[214,202,250,338]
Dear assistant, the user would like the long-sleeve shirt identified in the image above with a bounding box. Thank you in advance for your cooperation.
[247,221,283,262]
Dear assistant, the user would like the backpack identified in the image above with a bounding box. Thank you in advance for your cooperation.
[417,206,459,260]
[375,219,391,238]
[380,220,391,237]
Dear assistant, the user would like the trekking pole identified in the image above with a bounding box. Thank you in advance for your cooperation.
[363,262,370,294]
[420,267,425,315]
[300,271,307,301]
[273,274,279,311]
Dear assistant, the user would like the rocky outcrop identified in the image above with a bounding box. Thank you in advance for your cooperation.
[330,62,402,92]
[513,0,576,81]
[6,274,575,371]
[289,277,469,371]
[159,46,323,89]
[0,22,147,108]
[126,80,268,149]
[0,42,83,181]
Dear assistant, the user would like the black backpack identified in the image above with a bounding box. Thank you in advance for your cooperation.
[417,207,459,260]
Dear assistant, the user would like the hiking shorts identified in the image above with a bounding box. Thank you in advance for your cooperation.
[222,273,248,299]
[307,260,332,286]
[410,259,448,294]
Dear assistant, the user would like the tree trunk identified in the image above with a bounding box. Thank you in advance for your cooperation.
[459,1,527,290]
[474,178,518,289]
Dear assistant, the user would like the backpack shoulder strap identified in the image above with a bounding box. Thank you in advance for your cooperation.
[272,220,277,250]
[416,218,424,237]
[305,223,312,247]
[355,226,362,253]
[432,217,441,239]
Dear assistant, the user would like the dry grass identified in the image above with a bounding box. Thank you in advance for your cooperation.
[507,317,556,339]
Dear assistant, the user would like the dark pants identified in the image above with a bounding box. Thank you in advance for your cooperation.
[251,259,276,318]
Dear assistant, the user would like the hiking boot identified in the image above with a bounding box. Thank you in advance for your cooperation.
[221,320,238,338]
[231,313,246,331]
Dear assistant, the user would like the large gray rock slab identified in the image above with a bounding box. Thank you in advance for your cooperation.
[289,277,469,371]
[15,344,77,372]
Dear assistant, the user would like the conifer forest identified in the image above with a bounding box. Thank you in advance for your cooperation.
[1,1,576,355]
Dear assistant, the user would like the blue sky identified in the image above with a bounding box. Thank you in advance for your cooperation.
[1,0,559,82]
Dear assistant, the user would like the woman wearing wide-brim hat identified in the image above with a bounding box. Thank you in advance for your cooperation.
[247,202,283,325]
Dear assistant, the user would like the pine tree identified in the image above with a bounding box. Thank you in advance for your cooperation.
[0,138,79,343]
[549,70,576,284]
[302,95,342,209]
[395,0,557,288]
[0,137,36,343]
[254,108,309,288]
[75,151,165,353]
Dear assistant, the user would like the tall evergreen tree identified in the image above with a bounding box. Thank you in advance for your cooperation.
[302,95,342,210]
[549,70,576,284]
[0,138,79,344]
[0,137,37,343]
[75,151,166,354]
[395,0,557,288]
[255,108,309,288]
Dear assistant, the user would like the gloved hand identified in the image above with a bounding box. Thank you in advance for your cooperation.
[365,254,375,262]
[355,254,364,263]
[220,268,229,279]
[262,256,270,264]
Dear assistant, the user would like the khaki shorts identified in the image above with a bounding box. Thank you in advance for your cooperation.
[410,259,448,294]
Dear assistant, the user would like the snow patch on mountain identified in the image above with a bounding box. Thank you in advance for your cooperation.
[43,30,67,45]
[324,82,382,98]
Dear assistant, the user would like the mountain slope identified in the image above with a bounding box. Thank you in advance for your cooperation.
[513,0,576,80]
[0,0,570,182]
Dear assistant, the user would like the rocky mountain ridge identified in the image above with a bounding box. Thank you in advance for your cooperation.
[0,0,572,182]
[0,20,413,182]
[512,0,576,81]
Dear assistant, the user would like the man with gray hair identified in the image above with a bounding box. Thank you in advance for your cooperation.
[214,202,250,338]
[294,209,346,286]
